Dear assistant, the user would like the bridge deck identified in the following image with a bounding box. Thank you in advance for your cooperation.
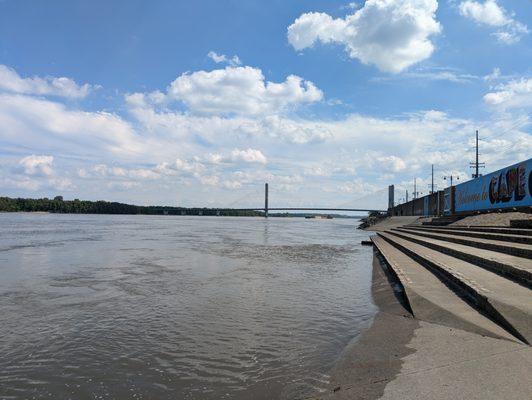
[229,207,386,212]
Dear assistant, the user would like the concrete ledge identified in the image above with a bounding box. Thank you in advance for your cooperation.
[388,230,532,288]
[371,235,517,342]
[400,226,532,245]
[393,227,532,260]
[379,232,531,344]
[413,225,532,236]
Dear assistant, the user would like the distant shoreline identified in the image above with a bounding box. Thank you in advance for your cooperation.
[0,197,362,218]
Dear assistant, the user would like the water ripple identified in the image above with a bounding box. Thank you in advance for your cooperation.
[0,214,376,399]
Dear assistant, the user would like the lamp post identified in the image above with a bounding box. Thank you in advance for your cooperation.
[443,175,460,187]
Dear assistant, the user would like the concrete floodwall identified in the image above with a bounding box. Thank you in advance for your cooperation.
[454,158,532,213]
[390,157,532,217]
[391,191,442,217]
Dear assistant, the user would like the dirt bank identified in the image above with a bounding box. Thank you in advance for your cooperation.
[452,211,532,227]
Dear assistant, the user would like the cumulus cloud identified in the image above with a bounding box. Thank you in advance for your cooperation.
[287,0,441,73]
[1,65,530,209]
[155,159,205,176]
[162,66,323,116]
[8,155,76,192]
[377,155,407,172]
[0,65,94,99]
[230,148,267,164]
[207,51,242,66]
[207,149,268,164]
[126,65,322,117]
[484,78,532,109]
[458,0,529,44]
[18,155,54,176]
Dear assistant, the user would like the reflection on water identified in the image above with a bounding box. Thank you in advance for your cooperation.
[0,214,376,399]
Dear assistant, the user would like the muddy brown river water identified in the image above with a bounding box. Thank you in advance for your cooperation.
[0,214,376,399]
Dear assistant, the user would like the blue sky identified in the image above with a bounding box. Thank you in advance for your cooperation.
[0,0,531,208]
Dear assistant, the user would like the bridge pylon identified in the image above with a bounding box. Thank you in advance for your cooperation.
[265,183,269,218]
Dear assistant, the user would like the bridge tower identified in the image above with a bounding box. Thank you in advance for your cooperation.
[265,183,269,218]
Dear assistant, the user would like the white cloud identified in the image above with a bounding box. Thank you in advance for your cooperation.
[230,148,267,164]
[0,93,143,158]
[1,65,530,209]
[222,180,243,189]
[458,0,528,44]
[18,155,54,176]
[107,181,141,190]
[207,51,242,66]
[156,159,205,176]
[338,178,379,196]
[377,155,407,172]
[205,149,268,164]
[162,66,323,116]
[484,78,532,109]
[89,164,161,180]
[459,0,508,26]
[374,67,480,83]
[304,166,330,177]
[287,0,441,73]
[199,175,219,186]
[2,176,41,191]
[484,67,501,81]
[49,177,74,191]
[128,168,160,180]
[126,66,323,117]
[0,65,94,99]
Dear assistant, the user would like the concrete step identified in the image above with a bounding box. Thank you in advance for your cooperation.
[421,215,465,226]
[400,225,532,245]
[411,225,532,237]
[511,219,532,229]
[379,232,532,344]
[393,227,532,260]
[386,229,532,288]
[371,236,517,342]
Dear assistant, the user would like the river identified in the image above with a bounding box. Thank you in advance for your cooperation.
[0,213,377,399]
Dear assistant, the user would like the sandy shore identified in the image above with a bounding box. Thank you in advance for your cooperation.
[310,251,532,400]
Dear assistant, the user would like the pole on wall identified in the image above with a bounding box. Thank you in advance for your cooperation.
[470,130,485,178]
[265,183,269,218]
[475,130,479,178]
[431,164,434,194]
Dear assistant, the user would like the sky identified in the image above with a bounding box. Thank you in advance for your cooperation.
[0,0,531,209]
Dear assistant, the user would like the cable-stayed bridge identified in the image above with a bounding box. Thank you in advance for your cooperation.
[220,183,387,217]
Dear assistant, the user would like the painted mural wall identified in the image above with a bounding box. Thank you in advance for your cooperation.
[455,158,532,212]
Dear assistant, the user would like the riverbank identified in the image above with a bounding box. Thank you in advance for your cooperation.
[311,251,531,400]
[316,214,532,399]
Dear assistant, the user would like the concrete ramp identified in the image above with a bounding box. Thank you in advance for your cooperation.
[371,221,532,345]
[368,216,421,232]
[371,236,517,342]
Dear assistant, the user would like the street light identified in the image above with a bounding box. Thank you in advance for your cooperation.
[443,175,460,187]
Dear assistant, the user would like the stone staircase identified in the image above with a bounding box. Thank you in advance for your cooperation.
[371,223,532,345]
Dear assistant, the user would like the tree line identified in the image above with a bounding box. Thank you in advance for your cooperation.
[0,196,263,217]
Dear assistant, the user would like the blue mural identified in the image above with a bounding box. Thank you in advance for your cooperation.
[455,158,532,212]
